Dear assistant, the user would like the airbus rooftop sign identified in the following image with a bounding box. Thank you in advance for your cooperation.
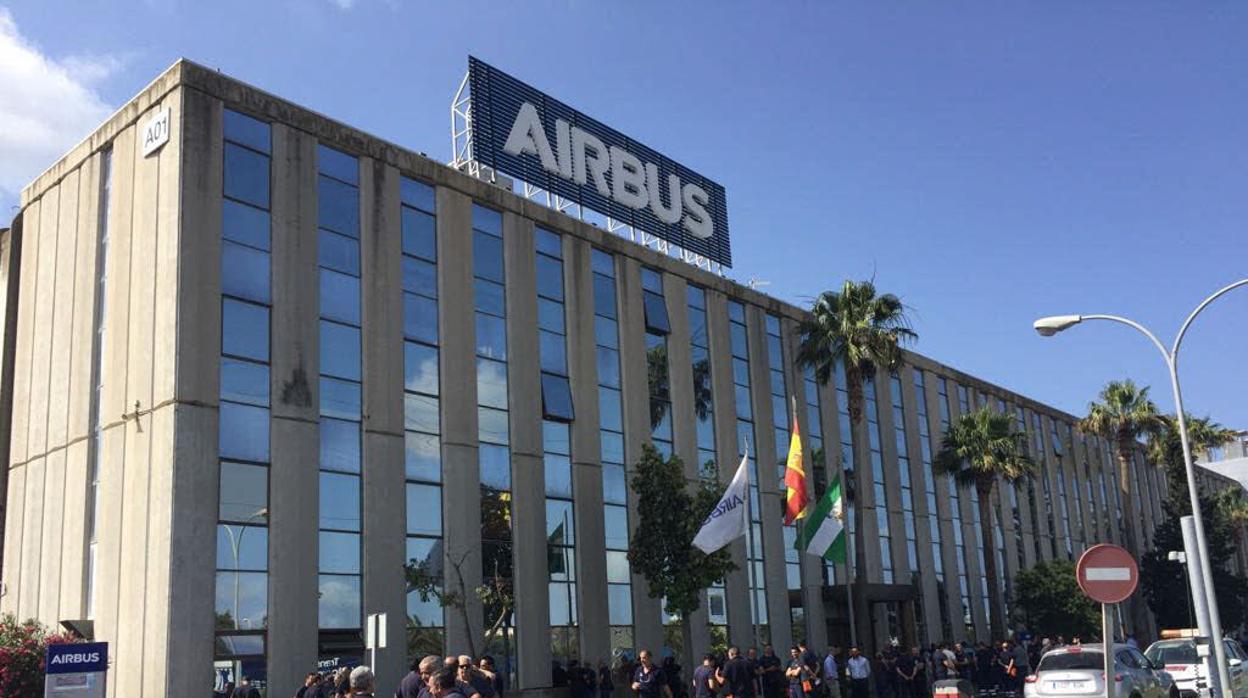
[467,57,732,268]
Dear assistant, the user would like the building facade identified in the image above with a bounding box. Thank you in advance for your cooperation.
[0,60,1243,698]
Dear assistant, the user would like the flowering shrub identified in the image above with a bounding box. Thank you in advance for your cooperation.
[0,615,80,697]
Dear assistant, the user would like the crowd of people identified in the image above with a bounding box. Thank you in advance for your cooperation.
[223,634,1131,698]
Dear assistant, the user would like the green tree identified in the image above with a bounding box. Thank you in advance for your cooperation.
[0,615,80,697]
[795,279,916,648]
[1140,495,1248,631]
[934,406,1036,640]
[1078,380,1164,556]
[628,444,737,674]
[1012,560,1101,641]
[1146,414,1237,508]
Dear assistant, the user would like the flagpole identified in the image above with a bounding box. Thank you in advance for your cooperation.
[743,438,760,650]
[845,521,858,648]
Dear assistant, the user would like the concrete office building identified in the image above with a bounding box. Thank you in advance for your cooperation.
[1,60,1244,697]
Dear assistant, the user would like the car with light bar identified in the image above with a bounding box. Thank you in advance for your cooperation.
[1144,636,1248,698]
[1023,644,1178,698]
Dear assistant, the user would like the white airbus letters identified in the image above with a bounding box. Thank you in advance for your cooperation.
[502,101,715,239]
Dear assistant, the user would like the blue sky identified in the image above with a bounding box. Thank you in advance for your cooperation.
[3,2,1246,431]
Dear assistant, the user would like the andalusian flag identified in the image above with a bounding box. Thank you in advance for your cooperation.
[796,475,847,563]
[783,406,809,525]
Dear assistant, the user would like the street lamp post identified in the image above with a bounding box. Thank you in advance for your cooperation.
[225,507,269,630]
[1033,277,1248,697]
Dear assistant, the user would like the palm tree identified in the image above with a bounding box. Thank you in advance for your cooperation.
[1215,488,1248,547]
[934,406,1036,640]
[1078,380,1165,554]
[1147,414,1237,508]
[796,279,916,648]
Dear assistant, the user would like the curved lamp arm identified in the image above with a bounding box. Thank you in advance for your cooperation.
[1173,278,1248,363]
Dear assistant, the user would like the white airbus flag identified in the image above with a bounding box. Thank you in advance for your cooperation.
[692,452,750,554]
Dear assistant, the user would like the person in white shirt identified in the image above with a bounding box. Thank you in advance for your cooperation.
[845,647,870,698]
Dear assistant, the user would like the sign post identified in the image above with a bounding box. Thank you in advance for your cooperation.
[45,641,108,697]
[1076,545,1139,698]
[366,612,387,674]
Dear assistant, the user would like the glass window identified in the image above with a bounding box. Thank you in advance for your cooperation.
[317,176,358,236]
[222,299,268,362]
[401,178,436,212]
[224,110,271,153]
[402,257,437,298]
[319,229,361,276]
[535,228,561,257]
[591,249,614,275]
[479,444,511,491]
[319,473,361,531]
[541,373,574,422]
[593,275,617,319]
[403,293,438,345]
[536,256,563,300]
[472,205,502,236]
[476,314,507,360]
[474,279,505,317]
[606,550,631,583]
[476,358,509,410]
[735,385,754,420]
[539,331,568,376]
[544,454,572,498]
[601,432,624,465]
[594,315,618,348]
[318,145,359,185]
[546,500,576,544]
[543,421,570,455]
[538,298,565,334]
[219,462,268,522]
[404,341,439,395]
[320,321,361,381]
[729,324,748,357]
[215,572,268,631]
[549,584,575,626]
[478,407,510,445]
[318,574,362,629]
[224,143,269,209]
[599,388,623,432]
[640,267,663,293]
[222,199,270,251]
[320,271,361,326]
[405,431,440,482]
[318,417,360,473]
[473,231,504,282]
[602,466,626,505]
[220,358,269,407]
[642,292,670,334]
[604,509,629,550]
[404,394,441,435]
[607,585,633,625]
[216,524,268,571]
[320,377,361,420]
[401,208,437,261]
[220,402,269,463]
[728,301,746,324]
[407,483,443,536]
[222,242,271,304]
[596,347,620,388]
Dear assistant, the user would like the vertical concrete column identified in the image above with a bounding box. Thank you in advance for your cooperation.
[705,289,751,650]
[360,159,407,692]
[60,152,103,620]
[785,319,826,651]
[111,95,166,698]
[503,212,551,689]
[747,305,789,649]
[897,373,941,646]
[662,273,711,655]
[166,88,223,698]
[435,187,482,654]
[617,256,662,653]
[564,237,608,665]
[90,123,134,684]
[267,121,320,695]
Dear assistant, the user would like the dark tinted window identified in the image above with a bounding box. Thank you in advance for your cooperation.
[224,110,271,153]
[643,292,670,334]
[402,257,437,298]
[400,178,436,212]
[224,144,269,208]
[319,230,360,275]
[535,255,564,300]
[542,373,574,422]
[222,299,269,362]
[593,275,617,319]
[320,418,360,473]
[403,293,438,345]
[318,176,359,236]
[319,321,361,381]
[473,231,504,282]
[318,145,359,185]
[319,271,361,326]
[401,208,436,261]
[223,199,270,251]
[1038,652,1104,671]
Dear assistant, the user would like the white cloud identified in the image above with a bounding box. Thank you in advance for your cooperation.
[0,8,118,208]
[329,0,356,9]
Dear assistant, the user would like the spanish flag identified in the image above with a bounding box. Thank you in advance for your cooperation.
[783,404,809,525]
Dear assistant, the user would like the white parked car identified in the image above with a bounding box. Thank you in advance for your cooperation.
[1023,643,1178,698]
[1144,638,1248,698]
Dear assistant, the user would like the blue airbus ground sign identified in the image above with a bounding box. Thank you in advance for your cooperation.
[45,642,108,697]
[467,56,732,268]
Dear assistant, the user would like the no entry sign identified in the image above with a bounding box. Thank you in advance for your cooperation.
[1076,544,1139,604]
